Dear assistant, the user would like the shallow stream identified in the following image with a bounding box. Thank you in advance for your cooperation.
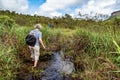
[41,51,75,80]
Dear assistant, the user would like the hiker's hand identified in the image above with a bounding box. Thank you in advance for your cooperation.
[46,47,51,51]
[43,46,46,50]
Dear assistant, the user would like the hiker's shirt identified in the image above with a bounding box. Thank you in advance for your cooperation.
[30,29,42,46]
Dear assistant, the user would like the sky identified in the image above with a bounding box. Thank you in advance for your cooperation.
[0,0,119,18]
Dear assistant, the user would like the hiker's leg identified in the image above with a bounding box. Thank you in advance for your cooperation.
[34,60,38,67]
[29,46,34,59]
[34,46,40,67]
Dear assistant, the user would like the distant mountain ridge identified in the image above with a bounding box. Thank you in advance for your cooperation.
[111,10,120,17]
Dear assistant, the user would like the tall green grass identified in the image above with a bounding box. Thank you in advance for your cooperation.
[113,39,120,66]
[74,28,114,54]
[0,15,120,79]
[72,28,120,79]
[14,26,32,46]
[0,16,21,80]
[0,45,20,80]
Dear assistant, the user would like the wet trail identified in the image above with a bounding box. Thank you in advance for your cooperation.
[41,51,75,80]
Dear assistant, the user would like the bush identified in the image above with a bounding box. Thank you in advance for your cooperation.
[73,29,114,57]
[0,16,15,30]
[74,29,92,51]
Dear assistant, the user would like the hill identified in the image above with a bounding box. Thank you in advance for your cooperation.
[110,10,120,19]
[111,10,120,17]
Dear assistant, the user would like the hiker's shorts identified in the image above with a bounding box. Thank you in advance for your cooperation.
[29,46,40,61]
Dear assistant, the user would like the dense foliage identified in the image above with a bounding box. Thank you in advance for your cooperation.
[0,10,120,80]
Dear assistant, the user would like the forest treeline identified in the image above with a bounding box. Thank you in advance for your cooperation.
[0,10,120,29]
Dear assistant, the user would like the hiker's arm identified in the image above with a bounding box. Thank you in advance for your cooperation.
[39,39,46,49]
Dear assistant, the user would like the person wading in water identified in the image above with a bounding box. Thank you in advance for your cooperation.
[28,24,46,68]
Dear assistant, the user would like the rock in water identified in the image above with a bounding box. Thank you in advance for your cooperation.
[62,60,75,74]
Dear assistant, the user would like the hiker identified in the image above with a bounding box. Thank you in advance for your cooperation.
[28,24,46,68]
[48,22,51,28]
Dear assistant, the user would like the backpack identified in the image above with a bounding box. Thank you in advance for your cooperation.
[25,34,36,47]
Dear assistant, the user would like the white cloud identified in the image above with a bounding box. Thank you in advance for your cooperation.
[35,10,62,18]
[35,0,85,17]
[50,11,62,17]
[0,0,119,18]
[73,0,117,18]
[35,0,119,18]
[0,0,29,14]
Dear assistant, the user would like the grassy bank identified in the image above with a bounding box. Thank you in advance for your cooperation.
[0,16,120,80]
[72,28,120,79]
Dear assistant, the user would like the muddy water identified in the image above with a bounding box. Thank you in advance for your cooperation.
[41,51,75,80]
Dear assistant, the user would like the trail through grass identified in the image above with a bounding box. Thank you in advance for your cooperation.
[0,24,120,79]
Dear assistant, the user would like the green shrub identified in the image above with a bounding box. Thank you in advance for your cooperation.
[0,45,20,80]
[74,29,92,51]
[0,16,15,30]
[14,26,32,46]
[74,29,114,57]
